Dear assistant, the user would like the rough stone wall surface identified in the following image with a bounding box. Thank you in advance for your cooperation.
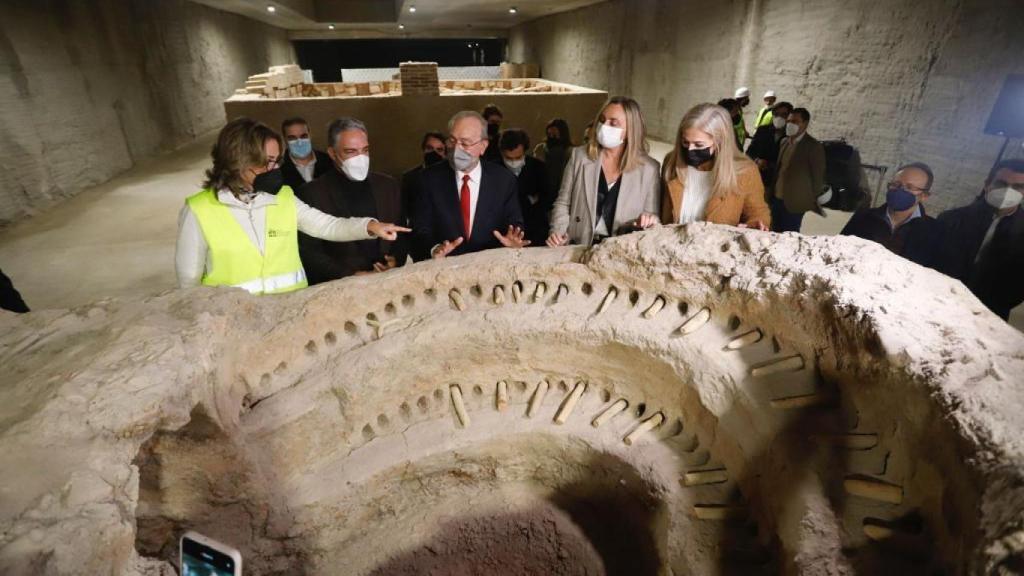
[0,0,295,227]
[508,0,1024,212]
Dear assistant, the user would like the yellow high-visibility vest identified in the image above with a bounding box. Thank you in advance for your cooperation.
[186,186,307,294]
[756,106,774,128]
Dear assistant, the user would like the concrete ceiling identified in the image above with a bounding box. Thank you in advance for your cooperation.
[190,0,606,38]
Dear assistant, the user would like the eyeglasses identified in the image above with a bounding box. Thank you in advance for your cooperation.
[446,136,484,149]
[887,181,929,194]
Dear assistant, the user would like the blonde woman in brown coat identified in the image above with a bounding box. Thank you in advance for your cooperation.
[661,103,771,230]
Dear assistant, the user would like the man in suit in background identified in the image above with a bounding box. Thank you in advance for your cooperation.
[401,131,447,259]
[747,101,793,194]
[297,117,406,283]
[499,129,551,247]
[772,107,826,232]
[415,111,528,259]
[280,117,332,192]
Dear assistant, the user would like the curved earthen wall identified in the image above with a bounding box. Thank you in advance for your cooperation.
[1,224,1022,575]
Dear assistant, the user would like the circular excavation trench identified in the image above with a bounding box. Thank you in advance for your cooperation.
[1,225,1022,576]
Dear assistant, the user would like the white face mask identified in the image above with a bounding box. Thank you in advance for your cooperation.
[785,122,801,137]
[450,146,477,172]
[504,157,525,176]
[341,154,370,181]
[985,186,1023,210]
[597,122,625,149]
[772,116,787,130]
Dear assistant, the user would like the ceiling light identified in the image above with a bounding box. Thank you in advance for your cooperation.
[266,5,276,12]
[398,24,405,29]
[509,7,517,14]
[408,5,416,12]
[328,24,335,30]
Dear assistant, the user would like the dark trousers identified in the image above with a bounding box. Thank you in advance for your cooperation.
[770,197,804,233]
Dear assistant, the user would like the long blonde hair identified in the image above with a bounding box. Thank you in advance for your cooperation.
[586,96,650,173]
[663,103,757,198]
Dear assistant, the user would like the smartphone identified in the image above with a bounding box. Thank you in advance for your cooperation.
[180,531,242,576]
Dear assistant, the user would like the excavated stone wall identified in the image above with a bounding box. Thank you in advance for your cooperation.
[508,0,1024,212]
[0,225,1022,575]
[0,0,295,227]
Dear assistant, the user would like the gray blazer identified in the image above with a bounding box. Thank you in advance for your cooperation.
[549,145,661,246]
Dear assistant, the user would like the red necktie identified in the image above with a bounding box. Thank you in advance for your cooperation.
[460,174,472,239]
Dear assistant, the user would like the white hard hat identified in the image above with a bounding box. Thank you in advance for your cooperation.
[764,90,776,99]
[735,87,750,98]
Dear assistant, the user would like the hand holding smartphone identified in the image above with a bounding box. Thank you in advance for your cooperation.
[180,531,242,576]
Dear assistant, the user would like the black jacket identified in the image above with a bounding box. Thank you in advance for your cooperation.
[413,161,524,258]
[840,205,942,269]
[937,199,1024,320]
[513,156,553,247]
[281,150,332,193]
[746,125,785,190]
[0,268,29,313]
[296,168,406,284]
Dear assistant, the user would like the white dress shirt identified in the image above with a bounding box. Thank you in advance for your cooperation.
[455,160,482,236]
[294,155,317,183]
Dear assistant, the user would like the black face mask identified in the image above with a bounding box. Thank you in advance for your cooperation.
[423,151,444,166]
[487,123,500,138]
[546,136,560,147]
[731,114,741,124]
[684,147,715,167]
[252,168,284,194]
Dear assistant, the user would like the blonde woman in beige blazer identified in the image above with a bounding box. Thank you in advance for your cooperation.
[547,96,661,247]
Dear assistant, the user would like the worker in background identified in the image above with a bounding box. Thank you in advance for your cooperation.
[937,158,1024,320]
[771,107,826,233]
[297,117,407,283]
[500,129,551,247]
[717,98,744,151]
[733,87,752,148]
[175,118,408,294]
[840,163,942,269]
[755,91,777,129]
[532,118,573,216]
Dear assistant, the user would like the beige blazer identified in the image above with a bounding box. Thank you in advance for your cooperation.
[549,145,661,246]
[775,133,826,214]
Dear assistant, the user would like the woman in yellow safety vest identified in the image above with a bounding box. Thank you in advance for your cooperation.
[175,118,409,294]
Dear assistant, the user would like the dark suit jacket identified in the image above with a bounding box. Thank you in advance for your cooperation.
[281,150,332,193]
[775,134,826,214]
[840,205,942,269]
[515,156,553,246]
[746,125,785,191]
[937,200,1024,319]
[413,160,524,258]
[297,168,406,284]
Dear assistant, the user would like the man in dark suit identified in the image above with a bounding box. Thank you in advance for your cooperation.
[746,101,793,194]
[415,111,528,259]
[401,132,447,258]
[280,117,332,192]
[498,129,551,247]
[297,117,407,283]
[772,107,826,232]
[936,159,1024,320]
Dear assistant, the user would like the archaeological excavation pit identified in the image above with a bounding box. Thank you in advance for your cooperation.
[1,224,1023,575]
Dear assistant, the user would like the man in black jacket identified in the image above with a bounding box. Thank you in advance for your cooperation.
[498,129,551,247]
[415,111,527,259]
[937,158,1024,320]
[746,101,793,194]
[297,117,406,283]
[280,117,332,192]
[841,163,942,269]
[401,131,447,249]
